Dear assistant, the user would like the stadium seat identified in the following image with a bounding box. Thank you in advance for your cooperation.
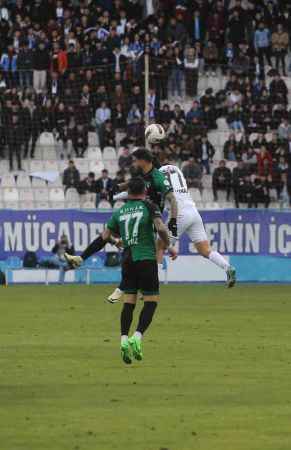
[104,160,119,175]
[39,132,55,150]
[18,200,35,210]
[6,256,22,269]
[33,144,43,160]
[34,201,50,209]
[113,200,125,209]
[43,160,59,172]
[48,175,63,188]
[34,188,49,202]
[50,202,65,209]
[29,160,45,172]
[203,175,212,188]
[3,187,19,202]
[89,160,105,175]
[82,201,96,209]
[65,188,79,202]
[88,132,99,147]
[189,188,202,202]
[57,160,67,174]
[205,202,220,209]
[87,147,102,160]
[19,189,34,202]
[202,189,213,202]
[0,160,10,174]
[31,177,47,188]
[97,200,112,209]
[16,173,31,188]
[49,188,65,203]
[1,174,16,187]
[74,158,89,174]
[66,201,81,209]
[103,146,117,160]
[44,147,57,160]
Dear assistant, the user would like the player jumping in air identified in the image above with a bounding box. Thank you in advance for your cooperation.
[72,177,172,364]
[158,163,236,287]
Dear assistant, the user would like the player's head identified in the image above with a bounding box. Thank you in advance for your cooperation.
[132,147,153,172]
[128,177,146,199]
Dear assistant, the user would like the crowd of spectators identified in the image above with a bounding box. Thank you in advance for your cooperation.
[1,1,291,206]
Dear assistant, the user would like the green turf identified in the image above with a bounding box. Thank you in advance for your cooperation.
[0,284,291,450]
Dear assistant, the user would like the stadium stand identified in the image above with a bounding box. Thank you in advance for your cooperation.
[0,0,291,210]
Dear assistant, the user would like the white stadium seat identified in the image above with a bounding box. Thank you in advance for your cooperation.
[98,200,112,209]
[202,189,213,202]
[48,176,63,188]
[66,201,81,209]
[19,189,34,202]
[16,173,31,188]
[3,188,19,202]
[88,132,98,147]
[57,160,67,173]
[50,202,65,209]
[44,147,57,160]
[87,147,102,160]
[35,201,50,209]
[82,201,96,209]
[31,177,47,188]
[34,188,49,202]
[104,160,119,175]
[103,146,117,160]
[113,200,125,209]
[18,201,34,210]
[74,158,89,174]
[89,160,105,175]
[65,188,79,202]
[49,188,65,203]
[1,174,16,187]
[4,201,19,209]
[0,160,10,174]
[43,160,59,172]
[189,188,202,202]
[30,160,44,172]
[39,132,55,150]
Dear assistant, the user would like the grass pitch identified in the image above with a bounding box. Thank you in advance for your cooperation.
[0,284,291,450]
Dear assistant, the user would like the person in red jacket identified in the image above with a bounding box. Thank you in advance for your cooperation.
[51,42,68,75]
[257,146,273,176]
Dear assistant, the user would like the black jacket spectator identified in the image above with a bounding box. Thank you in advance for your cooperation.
[212,161,232,201]
[63,160,80,191]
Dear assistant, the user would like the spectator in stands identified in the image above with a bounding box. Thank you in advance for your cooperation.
[78,172,97,195]
[63,160,80,192]
[203,40,218,77]
[278,118,291,141]
[195,135,215,174]
[17,42,33,88]
[287,165,291,205]
[95,101,111,130]
[252,176,270,208]
[118,147,132,171]
[254,22,272,71]
[269,72,288,104]
[212,160,231,201]
[33,42,50,93]
[184,47,199,97]
[7,114,23,171]
[257,146,273,176]
[271,24,289,76]
[169,46,183,98]
[182,157,202,191]
[233,161,248,207]
[72,124,88,157]
[96,169,114,205]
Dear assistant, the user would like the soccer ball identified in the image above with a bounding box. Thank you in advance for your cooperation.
[145,123,166,144]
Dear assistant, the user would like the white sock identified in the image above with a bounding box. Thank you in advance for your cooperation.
[121,335,128,344]
[134,331,142,340]
[209,251,230,271]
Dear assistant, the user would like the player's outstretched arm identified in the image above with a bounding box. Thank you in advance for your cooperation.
[165,191,178,237]
[154,217,170,249]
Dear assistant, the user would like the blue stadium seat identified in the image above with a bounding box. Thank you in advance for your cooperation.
[82,256,104,269]
[5,256,23,269]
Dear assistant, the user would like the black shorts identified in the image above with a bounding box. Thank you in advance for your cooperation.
[121,249,159,296]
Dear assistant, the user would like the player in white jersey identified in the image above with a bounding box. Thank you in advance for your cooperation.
[159,164,236,287]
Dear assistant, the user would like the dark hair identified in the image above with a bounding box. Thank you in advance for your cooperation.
[132,147,153,163]
[128,177,146,196]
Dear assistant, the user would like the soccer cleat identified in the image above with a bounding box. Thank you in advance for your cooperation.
[121,342,132,365]
[64,253,83,268]
[129,336,143,361]
[107,288,124,304]
[226,266,236,288]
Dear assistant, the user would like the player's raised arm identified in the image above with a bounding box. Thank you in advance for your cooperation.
[153,217,170,249]
[165,191,178,237]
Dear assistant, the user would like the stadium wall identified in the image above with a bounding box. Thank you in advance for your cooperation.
[1,209,291,283]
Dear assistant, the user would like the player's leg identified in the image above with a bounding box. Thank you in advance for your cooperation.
[129,261,159,360]
[187,208,236,287]
[120,254,138,364]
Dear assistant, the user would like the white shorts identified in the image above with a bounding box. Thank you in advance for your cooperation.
[177,205,207,243]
